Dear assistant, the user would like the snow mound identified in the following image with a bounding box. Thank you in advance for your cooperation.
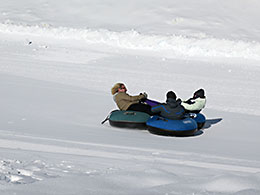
[202,174,260,193]
[0,159,59,184]
[1,22,260,60]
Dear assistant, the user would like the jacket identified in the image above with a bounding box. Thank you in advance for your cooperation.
[151,98,185,120]
[181,97,206,112]
[113,92,145,110]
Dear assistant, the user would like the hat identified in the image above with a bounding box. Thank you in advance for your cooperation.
[166,91,176,100]
[111,83,124,95]
[194,88,205,98]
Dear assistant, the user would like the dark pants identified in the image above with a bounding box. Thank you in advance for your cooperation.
[144,99,160,106]
[127,103,153,115]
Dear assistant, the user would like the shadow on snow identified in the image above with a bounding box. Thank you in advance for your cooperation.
[204,118,222,129]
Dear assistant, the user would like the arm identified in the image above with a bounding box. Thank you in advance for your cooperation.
[120,92,145,102]
[183,97,195,104]
[181,98,206,111]
[181,101,196,110]
[151,104,163,114]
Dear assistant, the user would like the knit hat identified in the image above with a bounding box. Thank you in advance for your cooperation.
[166,91,177,100]
[193,88,205,98]
[111,83,124,95]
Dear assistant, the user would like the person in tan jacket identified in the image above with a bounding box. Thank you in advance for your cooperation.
[111,83,153,115]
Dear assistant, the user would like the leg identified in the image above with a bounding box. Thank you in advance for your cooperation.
[127,103,153,115]
[144,99,160,106]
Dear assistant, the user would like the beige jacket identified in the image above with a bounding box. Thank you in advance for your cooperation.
[113,92,145,110]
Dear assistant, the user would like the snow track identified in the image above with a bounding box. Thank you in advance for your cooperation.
[1,22,260,60]
[0,132,259,174]
[1,133,260,194]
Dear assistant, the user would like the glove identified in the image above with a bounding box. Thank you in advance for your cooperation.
[143,92,148,98]
[176,98,182,104]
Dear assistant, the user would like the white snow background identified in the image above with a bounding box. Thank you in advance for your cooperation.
[1,0,260,194]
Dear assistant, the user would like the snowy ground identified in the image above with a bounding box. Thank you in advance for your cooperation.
[1,0,260,194]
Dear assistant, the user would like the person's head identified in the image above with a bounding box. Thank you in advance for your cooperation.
[193,88,205,98]
[111,83,127,95]
[118,83,127,93]
[166,91,176,100]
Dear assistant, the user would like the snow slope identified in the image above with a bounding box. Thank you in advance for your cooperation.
[1,0,260,194]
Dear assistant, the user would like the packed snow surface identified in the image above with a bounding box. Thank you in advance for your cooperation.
[1,0,260,194]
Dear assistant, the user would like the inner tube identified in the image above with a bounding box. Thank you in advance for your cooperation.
[190,113,206,129]
[146,115,198,136]
[108,110,150,129]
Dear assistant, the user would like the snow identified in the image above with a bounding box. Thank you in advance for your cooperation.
[1,0,260,194]
[1,23,260,60]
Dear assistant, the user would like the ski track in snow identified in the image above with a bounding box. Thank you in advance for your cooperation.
[1,131,260,194]
[0,131,260,175]
[1,22,260,60]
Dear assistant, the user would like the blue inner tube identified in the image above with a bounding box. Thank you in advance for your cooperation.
[192,113,206,129]
[146,115,198,136]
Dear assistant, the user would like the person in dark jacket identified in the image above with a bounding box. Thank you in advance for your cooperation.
[151,91,185,120]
